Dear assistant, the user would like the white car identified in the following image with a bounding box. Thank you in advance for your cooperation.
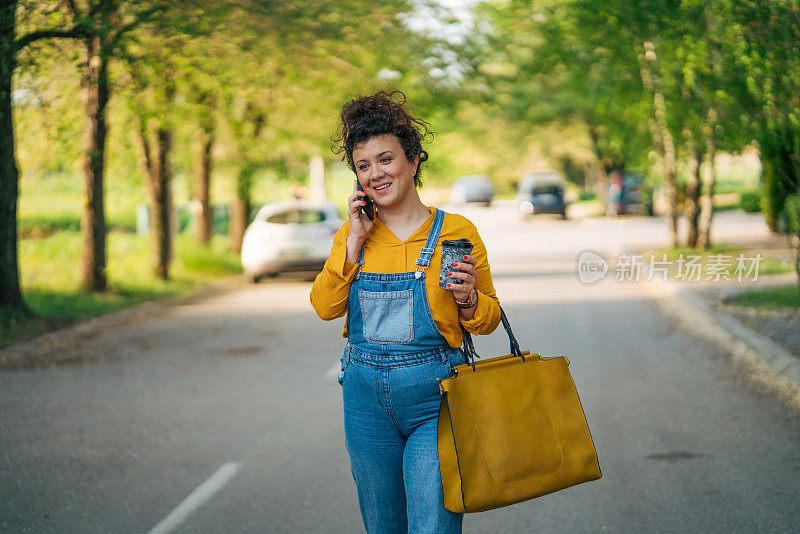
[241,201,343,282]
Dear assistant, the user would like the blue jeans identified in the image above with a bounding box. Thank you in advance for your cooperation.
[340,344,465,534]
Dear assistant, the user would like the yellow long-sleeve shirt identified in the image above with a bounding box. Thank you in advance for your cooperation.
[309,207,501,348]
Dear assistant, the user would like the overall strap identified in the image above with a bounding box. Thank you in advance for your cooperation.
[415,208,445,269]
[354,239,366,279]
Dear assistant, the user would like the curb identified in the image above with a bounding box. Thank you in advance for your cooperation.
[637,275,800,392]
[0,275,246,369]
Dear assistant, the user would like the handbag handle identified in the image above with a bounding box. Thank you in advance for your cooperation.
[460,304,524,371]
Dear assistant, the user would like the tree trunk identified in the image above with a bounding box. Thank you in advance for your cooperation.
[79,34,108,292]
[648,137,677,237]
[683,132,702,249]
[138,118,173,280]
[152,126,173,279]
[654,98,678,247]
[230,160,256,254]
[639,41,679,248]
[230,193,249,255]
[228,105,264,254]
[587,125,610,212]
[0,0,29,312]
[697,137,716,250]
[794,233,799,297]
[195,130,213,244]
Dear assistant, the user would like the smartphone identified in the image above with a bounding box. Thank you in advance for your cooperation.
[356,181,375,221]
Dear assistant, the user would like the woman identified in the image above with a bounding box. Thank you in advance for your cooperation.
[310,90,501,533]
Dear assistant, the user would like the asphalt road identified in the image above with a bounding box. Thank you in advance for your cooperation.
[1,208,798,533]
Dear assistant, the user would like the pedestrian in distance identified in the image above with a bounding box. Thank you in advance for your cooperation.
[310,89,502,533]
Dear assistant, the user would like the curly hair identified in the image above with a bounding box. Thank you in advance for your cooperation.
[331,90,433,187]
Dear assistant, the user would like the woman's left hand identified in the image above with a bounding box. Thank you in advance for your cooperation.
[447,254,477,304]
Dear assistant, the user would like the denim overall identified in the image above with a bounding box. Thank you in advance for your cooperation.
[339,208,464,534]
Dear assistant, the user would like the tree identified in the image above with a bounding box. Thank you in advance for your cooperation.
[1,0,85,312]
[709,0,800,292]
[468,0,663,215]
[731,0,800,232]
[178,36,223,245]
[210,0,422,252]
[122,1,228,277]
[64,1,165,291]
[666,2,746,249]
[193,89,215,244]
[127,27,180,279]
[561,0,687,246]
[472,0,761,250]
[225,97,265,254]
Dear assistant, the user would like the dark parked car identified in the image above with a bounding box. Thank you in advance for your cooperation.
[517,170,568,219]
[613,173,654,216]
[450,175,496,206]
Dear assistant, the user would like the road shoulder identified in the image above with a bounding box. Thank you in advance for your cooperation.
[0,275,246,370]
[636,273,800,406]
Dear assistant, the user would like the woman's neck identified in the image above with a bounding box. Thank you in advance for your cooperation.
[377,195,431,240]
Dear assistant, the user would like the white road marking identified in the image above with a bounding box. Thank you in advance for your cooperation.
[324,360,341,380]
[148,462,241,534]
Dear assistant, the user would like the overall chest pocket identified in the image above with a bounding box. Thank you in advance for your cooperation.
[358,289,414,344]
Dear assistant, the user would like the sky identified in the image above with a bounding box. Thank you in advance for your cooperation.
[401,0,481,46]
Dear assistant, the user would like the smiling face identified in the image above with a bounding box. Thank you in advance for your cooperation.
[353,134,419,211]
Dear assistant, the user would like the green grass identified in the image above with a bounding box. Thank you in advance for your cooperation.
[715,177,758,195]
[19,230,241,295]
[2,230,242,349]
[739,189,761,212]
[713,202,740,212]
[180,238,243,276]
[727,284,800,308]
[6,165,338,351]
[644,244,742,266]
[19,173,143,232]
[713,156,761,194]
[8,164,342,351]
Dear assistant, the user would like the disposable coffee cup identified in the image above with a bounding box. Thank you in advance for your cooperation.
[439,238,474,288]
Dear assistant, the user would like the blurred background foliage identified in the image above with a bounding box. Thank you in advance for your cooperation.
[14,0,795,211]
[3,0,800,331]
[14,1,795,212]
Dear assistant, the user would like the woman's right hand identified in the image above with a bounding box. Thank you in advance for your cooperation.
[347,179,374,244]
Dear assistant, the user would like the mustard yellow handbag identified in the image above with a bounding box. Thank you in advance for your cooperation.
[437,307,601,513]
